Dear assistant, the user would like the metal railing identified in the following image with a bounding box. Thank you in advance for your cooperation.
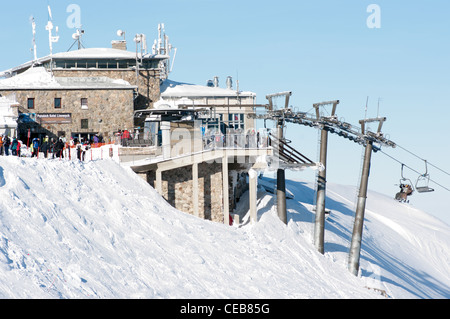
[203,133,270,150]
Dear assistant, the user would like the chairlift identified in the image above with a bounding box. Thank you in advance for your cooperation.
[395,164,414,202]
[415,160,435,193]
[399,164,414,191]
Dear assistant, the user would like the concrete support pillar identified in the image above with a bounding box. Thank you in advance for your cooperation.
[348,141,373,276]
[192,162,199,217]
[277,168,287,224]
[161,121,171,159]
[222,154,230,225]
[276,119,287,225]
[314,128,328,254]
[249,169,258,223]
[155,168,162,196]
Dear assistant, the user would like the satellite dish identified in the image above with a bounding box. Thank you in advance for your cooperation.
[72,33,80,40]
[117,29,125,37]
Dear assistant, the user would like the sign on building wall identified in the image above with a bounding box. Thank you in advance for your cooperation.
[36,113,72,124]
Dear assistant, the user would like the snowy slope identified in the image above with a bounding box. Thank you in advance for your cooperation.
[0,156,449,299]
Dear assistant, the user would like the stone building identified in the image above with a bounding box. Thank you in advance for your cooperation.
[0,44,169,142]
[0,26,308,226]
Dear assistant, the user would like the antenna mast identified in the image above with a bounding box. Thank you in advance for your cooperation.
[45,5,59,73]
[68,28,85,51]
[31,17,38,64]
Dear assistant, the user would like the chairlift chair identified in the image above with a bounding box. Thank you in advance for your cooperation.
[415,160,435,193]
[399,164,414,190]
[395,164,414,202]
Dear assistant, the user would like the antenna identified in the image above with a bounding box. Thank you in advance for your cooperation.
[68,28,85,51]
[364,96,369,119]
[45,5,59,73]
[377,97,382,117]
[117,29,125,40]
[30,16,38,63]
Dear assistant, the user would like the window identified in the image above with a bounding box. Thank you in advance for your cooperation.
[81,98,88,109]
[97,61,108,69]
[27,98,35,109]
[228,113,244,129]
[86,60,97,68]
[54,98,62,109]
[81,119,89,129]
[65,60,76,68]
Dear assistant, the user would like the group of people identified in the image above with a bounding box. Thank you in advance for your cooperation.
[0,134,94,162]
[117,129,133,146]
[0,135,23,156]
[30,136,66,159]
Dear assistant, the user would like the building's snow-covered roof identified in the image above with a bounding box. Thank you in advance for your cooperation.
[49,48,169,60]
[0,67,135,90]
[0,48,169,76]
[154,79,257,109]
[0,67,60,89]
[160,79,256,98]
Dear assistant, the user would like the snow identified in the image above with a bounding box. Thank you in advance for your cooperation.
[0,96,18,128]
[0,155,449,299]
[160,79,256,98]
[0,67,134,90]
[0,67,60,89]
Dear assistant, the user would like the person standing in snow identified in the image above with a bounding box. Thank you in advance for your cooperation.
[50,138,56,159]
[82,140,90,161]
[54,138,64,158]
[121,129,130,146]
[11,137,18,156]
[41,136,49,158]
[93,134,99,147]
[76,141,82,160]
[3,135,10,155]
[17,140,21,157]
[0,135,3,155]
[31,137,40,158]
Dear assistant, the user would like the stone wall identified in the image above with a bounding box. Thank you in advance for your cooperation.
[146,163,224,223]
[1,88,134,141]
[52,69,161,109]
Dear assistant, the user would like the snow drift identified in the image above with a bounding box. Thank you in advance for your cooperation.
[0,156,448,299]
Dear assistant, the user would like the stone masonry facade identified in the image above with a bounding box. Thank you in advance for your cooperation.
[53,69,161,110]
[145,163,225,223]
[1,88,135,141]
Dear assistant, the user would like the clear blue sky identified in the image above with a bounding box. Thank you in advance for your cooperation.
[1,0,449,224]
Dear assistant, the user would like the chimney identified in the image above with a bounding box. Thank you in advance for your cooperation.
[213,76,219,88]
[226,76,233,90]
[111,40,127,51]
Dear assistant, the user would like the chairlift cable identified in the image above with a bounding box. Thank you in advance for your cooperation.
[395,144,450,176]
[379,150,450,192]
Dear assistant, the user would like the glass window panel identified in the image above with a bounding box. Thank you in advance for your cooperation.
[27,98,35,109]
[81,98,88,109]
[65,60,76,68]
[86,60,97,68]
[118,61,128,69]
[81,119,89,129]
[108,61,118,69]
[54,98,61,108]
[97,61,108,68]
